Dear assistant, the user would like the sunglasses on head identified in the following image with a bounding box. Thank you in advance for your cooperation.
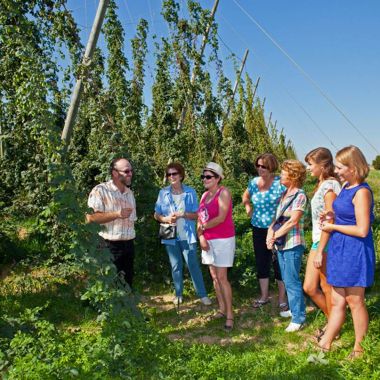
[166,172,179,177]
[200,174,216,180]
[256,164,268,170]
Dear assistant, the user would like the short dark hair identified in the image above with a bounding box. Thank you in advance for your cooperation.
[166,162,185,181]
[255,153,279,173]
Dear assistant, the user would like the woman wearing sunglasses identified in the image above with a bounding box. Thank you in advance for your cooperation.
[154,162,211,306]
[198,162,235,330]
[242,153,287,312]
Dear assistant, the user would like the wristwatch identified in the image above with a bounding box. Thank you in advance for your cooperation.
[201,224,206,231]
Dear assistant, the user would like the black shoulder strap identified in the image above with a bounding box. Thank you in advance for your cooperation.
[274,191,300,223]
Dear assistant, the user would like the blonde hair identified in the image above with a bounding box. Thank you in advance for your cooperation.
[335,145,369,182]
[281,159,307,188]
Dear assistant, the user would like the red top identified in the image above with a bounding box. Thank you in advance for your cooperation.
[198,187,235,240]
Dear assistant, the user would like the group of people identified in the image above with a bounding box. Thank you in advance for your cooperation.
[86,145,376,357]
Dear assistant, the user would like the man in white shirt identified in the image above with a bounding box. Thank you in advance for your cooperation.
[87,158,137,288]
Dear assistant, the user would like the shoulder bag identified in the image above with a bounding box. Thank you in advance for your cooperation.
[158,191,178,240]
[272,191,299,250]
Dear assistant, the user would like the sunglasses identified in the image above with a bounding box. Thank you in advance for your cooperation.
[200,174,216,180]
[115,168,133,174]
[256,164,268,170]
[166,172,179,177]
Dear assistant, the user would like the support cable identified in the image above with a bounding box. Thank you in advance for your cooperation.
[232,0,378,154]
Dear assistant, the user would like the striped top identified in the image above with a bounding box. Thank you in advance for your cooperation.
[88,180,137,241]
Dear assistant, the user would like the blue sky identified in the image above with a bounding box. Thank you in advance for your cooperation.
[68,0,380,163]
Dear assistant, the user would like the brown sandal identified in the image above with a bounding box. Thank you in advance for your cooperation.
[347,350,363,360]
[279,302,289,312]
[207,311,225,321]
[252,299,270,308]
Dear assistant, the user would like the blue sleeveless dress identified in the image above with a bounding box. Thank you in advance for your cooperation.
[327,182,375,287]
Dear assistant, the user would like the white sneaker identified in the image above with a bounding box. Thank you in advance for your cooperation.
[280,310,292,318]
[172,296,183,305]
[200,296,212,306]
[285,322,304,332]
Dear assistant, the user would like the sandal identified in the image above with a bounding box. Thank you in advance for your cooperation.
[224,318,234,331]
[206,311,226,321]
[347,350,363,360]
[313,340,330,353]
[314,328,325,342]
[279,302,289,312]
[252,299,270,308]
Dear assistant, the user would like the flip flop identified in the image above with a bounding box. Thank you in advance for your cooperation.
[252,299,270,308]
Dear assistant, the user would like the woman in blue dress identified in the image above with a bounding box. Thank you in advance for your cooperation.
[318,146,375,358]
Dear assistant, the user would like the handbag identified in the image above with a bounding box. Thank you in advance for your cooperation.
[273,215,290,247]
[158,191,179,240]
[272,191,299,250]
[158,223,177,239]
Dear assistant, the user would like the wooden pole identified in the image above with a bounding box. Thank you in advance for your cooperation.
[252,76,260,100]
[267,111,272,128]
[177,0,219,129]
[61,0,110,144]
[221,49,249,131]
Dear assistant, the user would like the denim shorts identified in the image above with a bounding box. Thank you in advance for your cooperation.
[311,241,329,252]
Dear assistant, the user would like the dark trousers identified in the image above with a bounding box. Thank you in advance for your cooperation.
[104,239,135,288]
[252,227,282,281]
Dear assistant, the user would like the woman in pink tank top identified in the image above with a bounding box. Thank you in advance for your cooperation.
[198,162,236,331]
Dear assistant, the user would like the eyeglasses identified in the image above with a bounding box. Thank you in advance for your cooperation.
[115,168,133,175]
[256,164,268,170]
[200,174,216,180]
[166,172,179,177]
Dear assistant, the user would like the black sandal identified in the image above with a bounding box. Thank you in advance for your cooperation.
[224,318,234,331]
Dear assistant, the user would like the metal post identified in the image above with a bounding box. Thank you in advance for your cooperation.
[61,0,110,144]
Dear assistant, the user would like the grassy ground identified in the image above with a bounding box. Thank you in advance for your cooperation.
[1,170,380,379]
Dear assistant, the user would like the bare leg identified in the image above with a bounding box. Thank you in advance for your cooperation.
[320,253,332,318]
[303,249,328,316]
[209,265,225,314]
[318,287,346,350]
[214,267,233,327]
[346,287,368,353]
[258,278,269,301]
[277,280,287,305]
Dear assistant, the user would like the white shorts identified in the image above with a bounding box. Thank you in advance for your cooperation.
[201,236,235,267]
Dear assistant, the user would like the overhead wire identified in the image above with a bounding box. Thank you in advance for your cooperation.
[231,0,379,154]
[217,10,338,151]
